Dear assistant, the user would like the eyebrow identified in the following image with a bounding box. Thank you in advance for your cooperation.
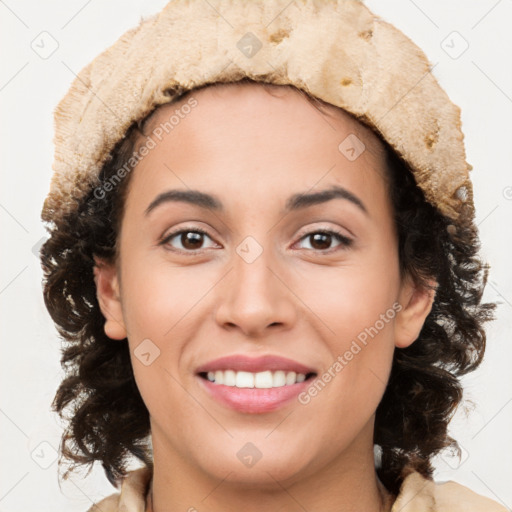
[285,186,368,215]
[144,185,368,217]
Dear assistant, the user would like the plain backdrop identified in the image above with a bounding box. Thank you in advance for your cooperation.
[1,0,511,510]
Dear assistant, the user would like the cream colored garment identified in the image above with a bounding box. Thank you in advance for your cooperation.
[87,466,508,512]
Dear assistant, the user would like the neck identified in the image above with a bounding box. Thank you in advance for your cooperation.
[146,423,392,512]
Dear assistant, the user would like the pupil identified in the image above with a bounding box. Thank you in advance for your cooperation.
[311,233,330,250]
[182,232,203,249]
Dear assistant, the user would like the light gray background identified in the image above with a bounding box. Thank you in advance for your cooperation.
[1,0,511,510]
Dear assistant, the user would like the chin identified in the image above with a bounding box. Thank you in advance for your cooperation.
[186,435,319,488]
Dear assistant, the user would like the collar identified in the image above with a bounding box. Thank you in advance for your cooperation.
[91,465,507,512]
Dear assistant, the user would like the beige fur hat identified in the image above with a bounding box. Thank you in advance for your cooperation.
[41,0,474,227]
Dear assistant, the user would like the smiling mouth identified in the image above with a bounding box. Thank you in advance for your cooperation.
[198,370,317,389]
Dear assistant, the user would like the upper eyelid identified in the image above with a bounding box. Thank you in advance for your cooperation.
[295,229,353,250]
[160,226,218,247]
[294,224,353,241]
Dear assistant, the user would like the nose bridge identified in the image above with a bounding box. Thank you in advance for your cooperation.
[214,232,295,335]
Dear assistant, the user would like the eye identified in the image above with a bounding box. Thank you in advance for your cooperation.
[159,227,353,254]
[295,229,353,252]
[159,227,219,253]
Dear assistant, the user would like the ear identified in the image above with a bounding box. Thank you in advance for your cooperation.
[93,255,127,340]
[394,274,437,349]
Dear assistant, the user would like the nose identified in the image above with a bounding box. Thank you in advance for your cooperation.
[214,241,297,338]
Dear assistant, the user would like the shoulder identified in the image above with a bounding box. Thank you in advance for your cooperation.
[85,466,152,512]
[86,492,120,512]
[391,471,508,512]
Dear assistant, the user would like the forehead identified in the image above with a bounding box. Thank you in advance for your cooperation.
[123,80,392,220]
[141,81,387,167]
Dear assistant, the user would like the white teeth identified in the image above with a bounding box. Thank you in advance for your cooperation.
[273,370,286,387]
[204,369,309,388]
[254,370,273,388]
[224,369,236,386]
[236,371,254,388]
[285,371,296,385]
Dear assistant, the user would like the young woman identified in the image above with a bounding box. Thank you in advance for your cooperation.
[39,1,506,510]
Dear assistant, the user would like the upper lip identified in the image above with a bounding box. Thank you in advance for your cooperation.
[196,354,317,375]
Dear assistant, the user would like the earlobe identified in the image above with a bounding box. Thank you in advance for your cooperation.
[394,275,437,349]
[93,256,127,340]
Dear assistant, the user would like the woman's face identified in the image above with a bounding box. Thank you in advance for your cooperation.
[95,82,434,486]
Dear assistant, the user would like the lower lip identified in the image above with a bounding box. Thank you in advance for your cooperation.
[196,375,312,413]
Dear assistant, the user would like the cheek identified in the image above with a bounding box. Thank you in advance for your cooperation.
[296,243,400,344]
[118,241,222,405]
[309,271,397,380]
[294,247,399,422]
[119,244,211,338]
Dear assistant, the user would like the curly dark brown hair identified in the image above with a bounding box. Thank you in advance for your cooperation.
[39,79,496,496]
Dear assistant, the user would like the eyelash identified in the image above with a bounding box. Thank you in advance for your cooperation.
[159,226,353,254]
